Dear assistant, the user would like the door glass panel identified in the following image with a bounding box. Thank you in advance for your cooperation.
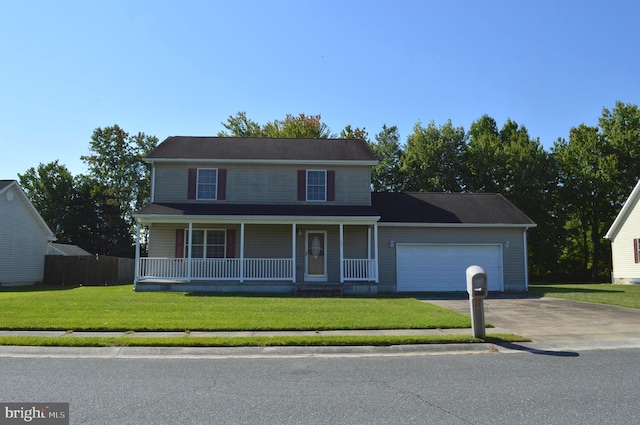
[307,232,325,276]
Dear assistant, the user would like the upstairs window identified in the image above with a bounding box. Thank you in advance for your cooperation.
[197,169,217,200]
[306,170,326,201]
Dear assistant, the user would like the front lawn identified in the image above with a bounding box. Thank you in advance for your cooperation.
[529,283,640,309]
[0,285,470,331]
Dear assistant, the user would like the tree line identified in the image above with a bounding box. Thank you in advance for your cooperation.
[19,102,640,282]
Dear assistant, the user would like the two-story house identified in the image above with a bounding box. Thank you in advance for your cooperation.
[134,137,535,293]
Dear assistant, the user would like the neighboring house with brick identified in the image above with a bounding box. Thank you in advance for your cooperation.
[605,179,640,284]
[0,180,55,285]
[133,137,535,293]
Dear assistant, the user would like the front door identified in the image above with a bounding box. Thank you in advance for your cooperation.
[305,231,327,281]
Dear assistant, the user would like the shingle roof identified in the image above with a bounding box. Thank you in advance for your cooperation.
[0,180,16,192]
[371,192,535,225]
[48,243,92,256]
[136,203,380,218]
[136,192,535,226]
[145,137,378,162]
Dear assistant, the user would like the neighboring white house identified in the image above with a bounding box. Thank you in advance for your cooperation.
[0,180,55,285]
[605,180,640,284]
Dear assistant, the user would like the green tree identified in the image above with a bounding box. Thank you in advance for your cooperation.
[599,101,640,206]
[218,112,334,138]
[465,116,561,281]
[18,161,75,242]
[81,125,158,229]
[368,125,405,191]
[217,111,262,137]
[71,176,133,257]
[553,124,617,280]
[402,120,466,192]
[339,125,369,141]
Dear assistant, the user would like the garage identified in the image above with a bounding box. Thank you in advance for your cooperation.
[396,244,503,292]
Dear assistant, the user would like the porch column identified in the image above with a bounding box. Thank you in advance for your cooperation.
[339,224,344,283]
[374,223,379,283]
[134,222,140,290]
[367,227,372,262]
[240,222,245,283]
[187,222,193,282]
[292,223,297,283]
[523,228,529,291]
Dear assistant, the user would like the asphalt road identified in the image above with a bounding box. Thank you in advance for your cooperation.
[3,349,639,425]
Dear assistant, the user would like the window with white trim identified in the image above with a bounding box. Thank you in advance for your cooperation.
[306,170,326,201]
[197,169,217,200]
[635,238,640,264]
[185,229,226,258]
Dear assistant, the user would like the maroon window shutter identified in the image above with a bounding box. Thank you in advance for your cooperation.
[297,170,306,201]
[175,229,184,258]
[187,169,197,200]
[217,169,227,200]
[634,239,639,264]
[226,229,235,258]
[327,170,335,202]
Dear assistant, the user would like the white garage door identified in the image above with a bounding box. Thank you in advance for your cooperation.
[397,244,503,292]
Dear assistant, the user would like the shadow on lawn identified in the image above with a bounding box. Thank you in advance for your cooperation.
[0,284,81,293]
[529,285,624,297]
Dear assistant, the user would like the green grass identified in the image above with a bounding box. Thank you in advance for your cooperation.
[0,334,528,348]
[0,285,470,331]
[530,283,640,309]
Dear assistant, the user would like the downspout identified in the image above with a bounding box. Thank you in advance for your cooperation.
[150,162,156,203]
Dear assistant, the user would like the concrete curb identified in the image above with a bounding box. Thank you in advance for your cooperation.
[1,339,640,359]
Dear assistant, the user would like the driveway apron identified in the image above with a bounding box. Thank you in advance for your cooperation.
[426,296,640,342]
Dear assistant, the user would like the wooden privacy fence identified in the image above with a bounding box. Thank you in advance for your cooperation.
[44,255,135,286]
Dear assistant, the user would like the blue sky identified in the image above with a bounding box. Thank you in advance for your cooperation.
[1,0,638,179]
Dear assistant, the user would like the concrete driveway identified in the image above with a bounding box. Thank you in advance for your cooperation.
[426,295,640,342]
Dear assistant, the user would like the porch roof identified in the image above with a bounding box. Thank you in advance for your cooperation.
[135,202,380,224]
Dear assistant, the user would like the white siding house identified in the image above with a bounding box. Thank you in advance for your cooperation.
[605,180,640,284]
[0,180,55,285]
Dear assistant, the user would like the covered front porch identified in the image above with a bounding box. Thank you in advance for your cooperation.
[134,215,380,293]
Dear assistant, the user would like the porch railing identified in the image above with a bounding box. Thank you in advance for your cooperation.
[138,258,377,283]
[343,259,377,282]
[138,258,293,281]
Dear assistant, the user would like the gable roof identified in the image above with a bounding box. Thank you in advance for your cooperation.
[145,137,378,164]
[605,179,640,240]
[371,192,535,226]
[0,180,55,239]
[0,180,14,192]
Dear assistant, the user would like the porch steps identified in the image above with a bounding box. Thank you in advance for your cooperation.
[294,285,343,297]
